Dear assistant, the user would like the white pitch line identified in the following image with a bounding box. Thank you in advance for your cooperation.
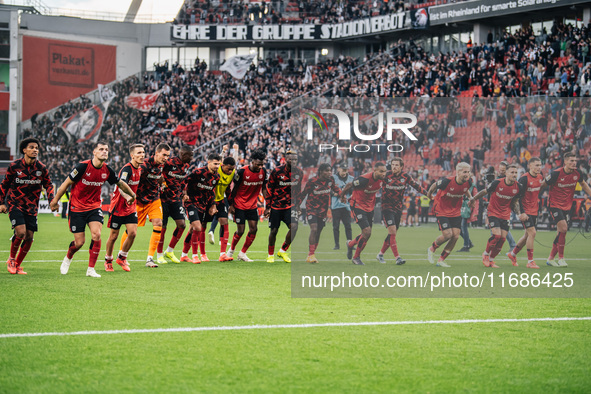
[1,317,589,339]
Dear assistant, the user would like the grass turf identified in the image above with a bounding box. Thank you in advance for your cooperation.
[0,214,589,392]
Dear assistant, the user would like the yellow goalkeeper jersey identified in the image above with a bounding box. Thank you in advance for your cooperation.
[215,166,235,202]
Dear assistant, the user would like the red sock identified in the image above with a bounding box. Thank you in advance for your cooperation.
[199,230,206,255]
[220,224,229,253]
[281,242,290,251]
[557,232,566,259]
[169,227,185,249]
[183,231,192,254]
[241,233,256,253]
[430,241,440,252]
[485,236,497,254]
[512,244,523,256]
[490,236,505,259]
[348,235,361,248]
[157,227,167,254]
[15,239,33,265]
[527,249,534,261]
[549,235,559,260]
[231,232,242,250]
[354,238,367,259]
[191,231,199,255]
[67,241,82,259]
[10,236,23,259]
[389,234,399,257]
[308,243,317,255]
[438,250,450,261]
[380,235,390,254]
[268,245,275,255]
[89,239,101,268]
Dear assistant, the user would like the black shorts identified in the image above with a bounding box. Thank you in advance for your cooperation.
[382,209,402,229]
[437,216,462,231]
[549,208,570,224]
[9,210,38,232]
[269,208,291,229]
[307,213,326,230]
[234,208,258,224]
[69,208,104,233]
[162,201,186,226]
[522,215,538,229]
[187,205,213,224]
[215,199,228,219]
[352,208,374,230]
[408,207,417,216]
[488,215,510,232]
[108,212,138,230]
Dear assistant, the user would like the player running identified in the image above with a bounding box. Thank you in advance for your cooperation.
[156,146,192,265]
[506,158,544,269]
[470,164,523,268]
[543,152,591,267]
[104,144,145,272]
[227,149,267,262]
[376,158,428,265]
[50,141,136,278]
[265,150,302,263]
[340,162,388,265]
[298,163,340,264]
[126,143,171,268]
[0,137,55,275]
[426,162,473,268]
[181,153,220,264]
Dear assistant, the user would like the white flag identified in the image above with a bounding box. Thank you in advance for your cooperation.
[98,84,116,102]
[220,54,256,79]
[218,108,228,124]
[303,66,313,84]
[60,100,111,144]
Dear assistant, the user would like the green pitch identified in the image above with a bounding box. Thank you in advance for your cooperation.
[0,215,590,392]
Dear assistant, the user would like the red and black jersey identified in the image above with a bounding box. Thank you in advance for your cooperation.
[109,163,141,217]
[265,165,303,210]
[487,178,522,220]
[432,176,473,217]
[185,167,219,212]
[518,172,544,216]
[0,158,54,216]
[136,157,164,205]
[229,165,267,210]
[161,157,190,204]
[301,176,341,217]
[350,172,383,212]
[382,171,427,212]
[69,160,118,213]
[545,167,582,210]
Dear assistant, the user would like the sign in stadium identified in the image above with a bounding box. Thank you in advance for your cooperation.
[171,13,406,41]
[429,0,588,25]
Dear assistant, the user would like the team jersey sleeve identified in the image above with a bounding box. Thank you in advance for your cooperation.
[487,179,501,194]
[118,164,133,185]
[0,162,15,203]
[301,178,316,199]
[352,176,370,189]
[407,174,427,195]
[106,165,118,185]
[41,166,55,202]
[68,162,88,182]
[544,170,560,185]
[435,177,451,191]
[229,168,245,205]
[265,169,277,206]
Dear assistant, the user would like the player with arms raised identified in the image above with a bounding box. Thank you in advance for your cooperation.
[1,137,55,274]
[265,150,302,263]
[340,163,388,265]
[50,141,136,278]
[506,158,544,269]
[376,158,428,265]
[543,152,591,267]
[103,144,145,272]
[426,162,473,267]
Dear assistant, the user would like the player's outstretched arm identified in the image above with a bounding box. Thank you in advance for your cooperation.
[50,178,75,211]
[581,180,591,198]
[469,189,487,208]
[117,180,136,204]
[426,182,437,200]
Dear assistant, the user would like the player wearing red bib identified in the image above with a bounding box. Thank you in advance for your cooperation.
[506,158,543,269]
[427,162,473,267]
[542,152,591,267]
[227,149,267,262]
[50,141,136,278]
[1,138,55,274]
[471,164,523,268]
[103,144,145,272]
[340,163,388,265]
[299,163,341,264]
[265,150,302,263]
[377,158,428,265]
